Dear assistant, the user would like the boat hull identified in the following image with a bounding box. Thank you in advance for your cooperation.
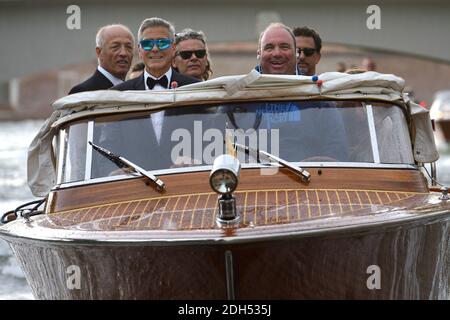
[2,168,450,299]
[5,214,450,299]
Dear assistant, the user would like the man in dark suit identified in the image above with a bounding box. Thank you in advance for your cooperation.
[111,17,199,91]
[91,18,199,176]
[69,24,135,94]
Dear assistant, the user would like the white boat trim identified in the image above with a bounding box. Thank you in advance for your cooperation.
[56,129,66,185]
[84,120,94,181]
[366,104,381,163]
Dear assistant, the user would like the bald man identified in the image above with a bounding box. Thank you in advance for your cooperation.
[256,23,298,75]
[69,24,135,94]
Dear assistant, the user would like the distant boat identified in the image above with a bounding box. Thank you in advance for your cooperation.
[1,71,449,299]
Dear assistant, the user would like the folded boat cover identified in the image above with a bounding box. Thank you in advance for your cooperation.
[27,71,438,196]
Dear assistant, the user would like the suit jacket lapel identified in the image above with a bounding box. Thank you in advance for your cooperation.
[135,74,146,90]
[170,70,183,87]
[94,69,114,88]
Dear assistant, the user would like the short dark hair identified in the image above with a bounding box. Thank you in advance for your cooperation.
[292,26,322,54]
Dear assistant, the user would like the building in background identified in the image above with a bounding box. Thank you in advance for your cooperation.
[1,0,450,119]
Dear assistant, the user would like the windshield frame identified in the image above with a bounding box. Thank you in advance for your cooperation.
[54,99,417,189]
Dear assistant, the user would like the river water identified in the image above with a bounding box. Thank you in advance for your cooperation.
[0,120,449,300]
[0,120,43,299]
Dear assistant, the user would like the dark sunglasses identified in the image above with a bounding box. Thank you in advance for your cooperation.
[177,49,207,59]
[139,38,172,51]
[297,48,316,57]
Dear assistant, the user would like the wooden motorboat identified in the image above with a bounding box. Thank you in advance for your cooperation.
[1,71,449,299]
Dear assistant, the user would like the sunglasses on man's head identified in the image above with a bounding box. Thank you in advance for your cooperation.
[177,49,207,59]
[297,48,316,57]
[139,38,173,51]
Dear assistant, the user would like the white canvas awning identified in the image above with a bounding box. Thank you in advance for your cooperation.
[27,71,438,196]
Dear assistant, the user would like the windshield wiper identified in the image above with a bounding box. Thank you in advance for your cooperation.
[89,141,166,191]
[234,143,311,183]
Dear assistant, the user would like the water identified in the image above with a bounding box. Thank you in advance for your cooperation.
[0,120,43,300]
[0,120,449,300]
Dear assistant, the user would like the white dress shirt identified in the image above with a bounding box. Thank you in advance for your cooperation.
[144,68,173,144]
[144,68,172,91]
[97,66,124,86]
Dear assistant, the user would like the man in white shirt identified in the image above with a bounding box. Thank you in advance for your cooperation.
[91,17,201,175]
[69,24,134,94]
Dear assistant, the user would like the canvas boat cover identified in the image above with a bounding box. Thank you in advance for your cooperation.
[27,71,439,196]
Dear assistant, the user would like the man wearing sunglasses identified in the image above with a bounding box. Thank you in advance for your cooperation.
[107,17,200,172]
[112,17,199,91]
[292,26,322,76]
[172,29,213,81]
[69,24,134,94]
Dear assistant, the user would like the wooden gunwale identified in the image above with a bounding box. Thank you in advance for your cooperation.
[47,168,428,214]
[31,167,442,235]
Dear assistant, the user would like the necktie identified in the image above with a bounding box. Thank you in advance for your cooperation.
[146,75,168,90]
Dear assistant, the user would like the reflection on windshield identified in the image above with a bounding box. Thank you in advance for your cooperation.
[62,122,87,183]
[89,101,364,178]
[54,100,416,183]
[373,105,414,164]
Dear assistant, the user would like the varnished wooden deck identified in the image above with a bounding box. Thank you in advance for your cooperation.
[46,187,425,231]
[43,168,432,231]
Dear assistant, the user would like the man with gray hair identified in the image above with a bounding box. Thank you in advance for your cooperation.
[112,17,199,91]
[107,17,200,171]
[69,24,134,94]
[172,28,213,81]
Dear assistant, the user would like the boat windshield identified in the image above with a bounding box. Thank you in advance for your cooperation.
[58,100,414,183]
